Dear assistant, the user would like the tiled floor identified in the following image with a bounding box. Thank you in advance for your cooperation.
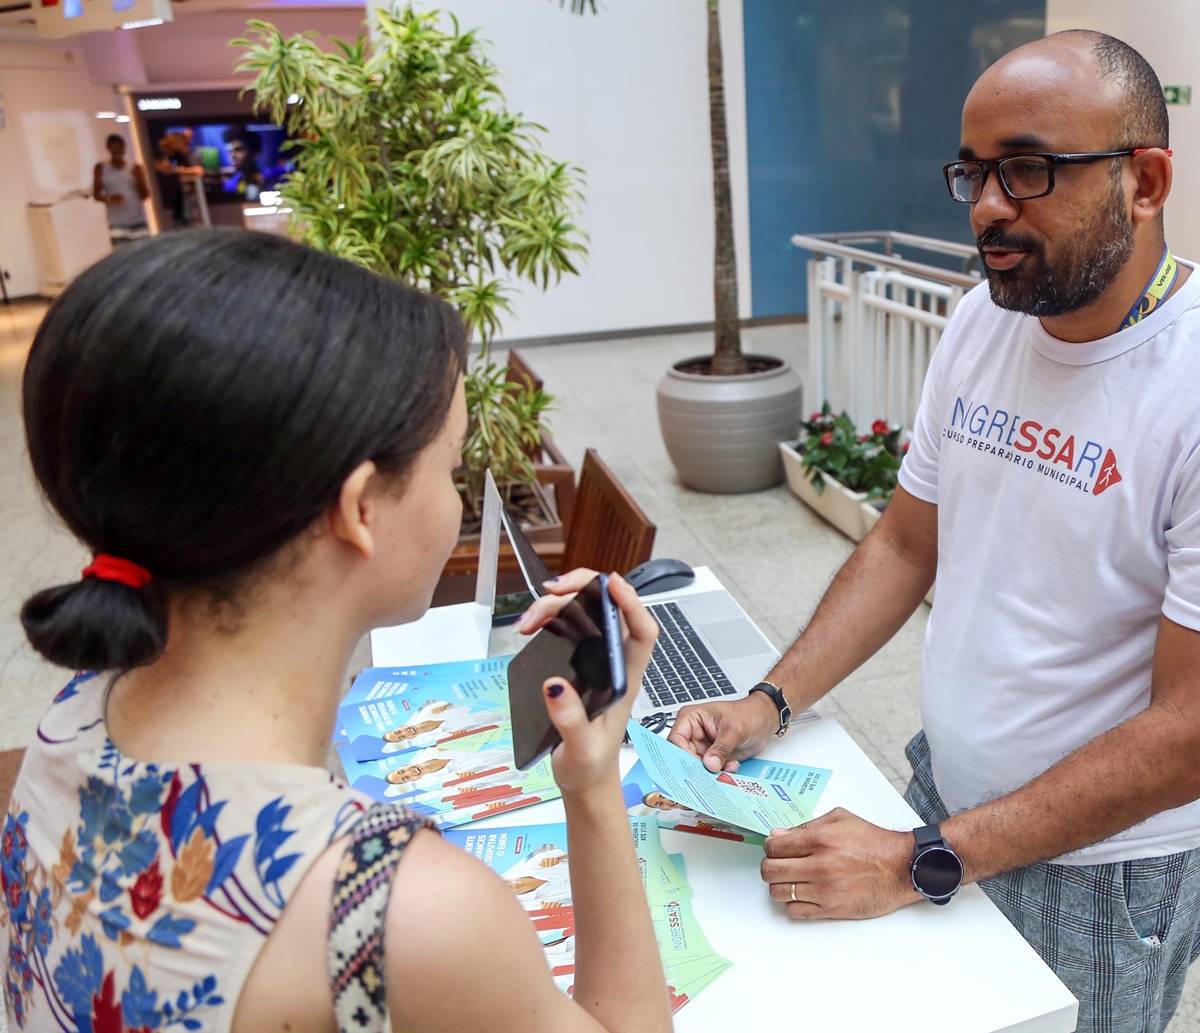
[1,302,1197,1030]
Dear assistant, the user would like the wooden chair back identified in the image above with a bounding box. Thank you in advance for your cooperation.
[562,449,656,575]
[0,748,25,814]
[505,348,544,393]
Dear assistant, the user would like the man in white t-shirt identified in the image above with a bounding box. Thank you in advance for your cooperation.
[671,30,1200,1029]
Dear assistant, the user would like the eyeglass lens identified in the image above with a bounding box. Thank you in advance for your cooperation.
[947,156,1052,202]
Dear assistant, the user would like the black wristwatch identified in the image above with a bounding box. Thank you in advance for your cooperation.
[910,824,964,906]
[748,680,791,737]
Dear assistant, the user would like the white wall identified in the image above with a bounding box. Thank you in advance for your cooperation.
[1046,0,1200,262]
[369,0,752,342]
[0,38,114,297]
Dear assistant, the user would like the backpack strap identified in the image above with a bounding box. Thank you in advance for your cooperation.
[328,802,437,1033]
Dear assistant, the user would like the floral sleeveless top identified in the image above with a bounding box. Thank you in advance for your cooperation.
[2,673,369,1031]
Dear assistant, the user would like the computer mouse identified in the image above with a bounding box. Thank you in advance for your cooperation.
[624,557,696,597]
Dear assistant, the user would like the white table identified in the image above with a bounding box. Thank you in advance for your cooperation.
[371,568,1078,1033]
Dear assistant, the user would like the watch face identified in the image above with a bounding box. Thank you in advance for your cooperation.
[912,846,963,898]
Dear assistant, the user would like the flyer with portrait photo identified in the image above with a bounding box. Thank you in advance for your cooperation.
[337,727,561,828]
[444,817,731,1014]
[334,661,512,762]
[626,721,832,836]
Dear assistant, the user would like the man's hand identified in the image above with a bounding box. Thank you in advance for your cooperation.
[668,694,778,772]
[760,808,920,920]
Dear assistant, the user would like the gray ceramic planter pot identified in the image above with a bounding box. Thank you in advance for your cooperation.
[656,355,803,494]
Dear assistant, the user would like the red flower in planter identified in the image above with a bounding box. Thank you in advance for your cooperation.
[871,419,889,436]
[820,432,833,446]
[809,411,823,422]
[129,858,163,920]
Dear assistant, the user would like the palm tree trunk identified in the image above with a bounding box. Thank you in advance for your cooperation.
[708,0,744,376]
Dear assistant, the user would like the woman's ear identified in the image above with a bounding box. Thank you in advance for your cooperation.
[329,460,379,559]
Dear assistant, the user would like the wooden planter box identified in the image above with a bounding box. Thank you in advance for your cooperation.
[779,441,871,542]
[432,439,573,607]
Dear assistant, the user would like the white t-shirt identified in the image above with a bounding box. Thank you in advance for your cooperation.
[900,266,1200,865]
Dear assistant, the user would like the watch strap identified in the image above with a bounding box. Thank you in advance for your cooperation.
[913,824,945,851]
[748,681,791,736]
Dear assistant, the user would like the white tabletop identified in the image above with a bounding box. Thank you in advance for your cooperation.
[371,568,1078,1033]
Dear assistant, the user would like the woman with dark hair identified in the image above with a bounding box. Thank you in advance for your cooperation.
[2,229,670,1033]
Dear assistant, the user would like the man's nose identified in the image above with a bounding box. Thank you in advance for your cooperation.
[972,169,1021,229]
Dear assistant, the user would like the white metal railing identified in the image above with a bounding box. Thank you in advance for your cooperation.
[792,231,984,431]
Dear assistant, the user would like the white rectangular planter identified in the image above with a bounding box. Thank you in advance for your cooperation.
[779,441,869,542]
[781,442,935,606]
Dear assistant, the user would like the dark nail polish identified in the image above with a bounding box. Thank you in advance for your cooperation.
[547,682,564,698]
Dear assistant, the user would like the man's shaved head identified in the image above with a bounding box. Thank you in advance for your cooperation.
[977,30,1168,151]
[1055,30,1168,148]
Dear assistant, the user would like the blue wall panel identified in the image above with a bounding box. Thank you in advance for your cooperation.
[744,0,1045,316]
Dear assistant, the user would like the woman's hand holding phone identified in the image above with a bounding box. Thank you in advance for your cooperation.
[516,568,658,798]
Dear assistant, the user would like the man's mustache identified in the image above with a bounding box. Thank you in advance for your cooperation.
[976,228,1043,255]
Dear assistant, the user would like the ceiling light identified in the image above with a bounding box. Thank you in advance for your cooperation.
[121,17,164,29]
[96,111,118,120]
[136,97,182,112]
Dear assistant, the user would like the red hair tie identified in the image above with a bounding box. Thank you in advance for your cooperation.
[82,554,152,590]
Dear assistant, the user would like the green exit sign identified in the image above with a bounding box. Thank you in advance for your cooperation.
[1164,84,1191,106]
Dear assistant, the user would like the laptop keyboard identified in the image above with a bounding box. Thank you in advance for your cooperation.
[642,602,739,711]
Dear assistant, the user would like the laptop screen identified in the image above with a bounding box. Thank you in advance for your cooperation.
[499,500,554,597]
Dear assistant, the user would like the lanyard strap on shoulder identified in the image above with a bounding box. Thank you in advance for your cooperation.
[1120,247,1179,331]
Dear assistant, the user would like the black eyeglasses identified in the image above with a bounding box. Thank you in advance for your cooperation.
[942,148,1172,203]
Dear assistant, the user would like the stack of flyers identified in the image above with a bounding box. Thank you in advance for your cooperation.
[334,658,512,760]
[445,818,732,1014]
[333,658,563,827]
[625,722,832,837]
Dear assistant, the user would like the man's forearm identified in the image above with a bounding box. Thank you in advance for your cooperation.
[944,703,1200,883]
[767,513,935,712]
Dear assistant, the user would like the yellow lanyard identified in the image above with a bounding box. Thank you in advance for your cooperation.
[1121,248,1178,330]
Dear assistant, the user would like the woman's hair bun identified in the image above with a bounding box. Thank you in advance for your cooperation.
[21,579,168,671]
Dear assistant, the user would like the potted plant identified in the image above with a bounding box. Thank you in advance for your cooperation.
[779,404,903,541]
[562,0,802,493]
[233,6,587,533]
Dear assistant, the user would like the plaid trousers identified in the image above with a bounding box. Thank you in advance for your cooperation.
[904,730,1200,1033]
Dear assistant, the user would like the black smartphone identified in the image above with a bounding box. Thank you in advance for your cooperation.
[508,573,626,769]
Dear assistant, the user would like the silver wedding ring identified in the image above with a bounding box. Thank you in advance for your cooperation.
[789,882,798,903]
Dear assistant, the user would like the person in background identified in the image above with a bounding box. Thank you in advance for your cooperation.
[2,229,671,1033]
[154,132,206,228]
[672,29,1200,1033]
[222,128,263,202]
[92,133,149,242]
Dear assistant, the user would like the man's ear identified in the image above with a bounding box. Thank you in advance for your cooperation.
[1131,148,1172,226]
[329,460,379,559]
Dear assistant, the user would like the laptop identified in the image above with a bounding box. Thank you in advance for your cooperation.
[497,500,797,727]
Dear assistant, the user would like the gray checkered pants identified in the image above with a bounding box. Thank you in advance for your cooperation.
[904,730,1200,1033]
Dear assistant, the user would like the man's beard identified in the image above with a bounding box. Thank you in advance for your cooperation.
[979,183,1135,317]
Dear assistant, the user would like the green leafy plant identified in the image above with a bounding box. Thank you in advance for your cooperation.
[460,365,553,518]
[798,403,905,501]
[233,6,586,512]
